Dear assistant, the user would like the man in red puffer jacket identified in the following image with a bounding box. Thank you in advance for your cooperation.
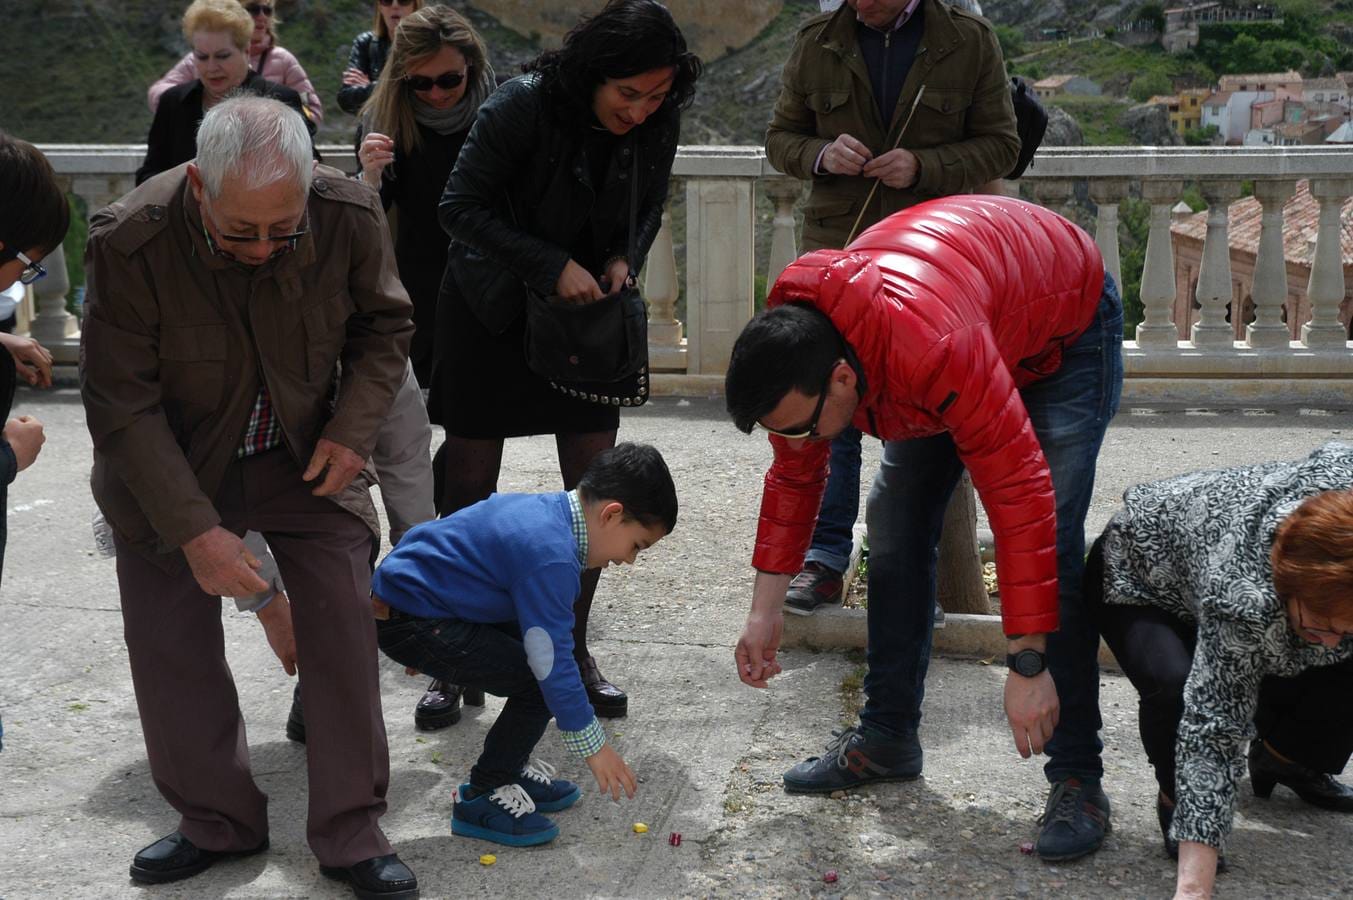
[725,194,1123,862]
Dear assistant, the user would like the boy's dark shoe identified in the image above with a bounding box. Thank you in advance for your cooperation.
[516,760,581,812]
[413,681,487,731]
[452,783,559,847]
[129,831,268,884]
[783,725,922,793]
[1035,777,1111,861]
[286,682,306,744]
[580,656,627,718]
[320,853,419,900]
[784,562,844,616]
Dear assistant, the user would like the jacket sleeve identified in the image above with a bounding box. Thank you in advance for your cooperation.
[438,82,571,297]
[337,35,375,114]
[921,324,1058,635]
[0,440,16,487]
[80,216,222,549]
[321,198,415,459]
[765,29,831,180]
[750,434,832,573]
[910,25,1020,195]
[136,95,178,186]
[512,562,598,734]
[148,54,196,112]
[274,48,324,125]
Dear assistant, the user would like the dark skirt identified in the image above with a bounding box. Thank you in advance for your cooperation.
[428,273,620,439]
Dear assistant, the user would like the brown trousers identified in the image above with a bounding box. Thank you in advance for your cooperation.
[114,448,391,866]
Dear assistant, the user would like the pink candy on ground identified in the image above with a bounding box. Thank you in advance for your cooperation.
[823,870,839,883]
[668,832,682,847]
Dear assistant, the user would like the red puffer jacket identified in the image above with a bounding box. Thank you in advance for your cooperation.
[755,195,1105,636]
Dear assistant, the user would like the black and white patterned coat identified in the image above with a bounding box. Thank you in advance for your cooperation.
[1101,442,1353,848]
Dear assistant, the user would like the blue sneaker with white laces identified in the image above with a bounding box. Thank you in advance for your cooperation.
[452,783,559,847]
[515,759,581,813]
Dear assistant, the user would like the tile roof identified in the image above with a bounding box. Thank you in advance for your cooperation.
[1170,180,1353,268]
[1034,75,1077,88]
[1202,91,1233,107]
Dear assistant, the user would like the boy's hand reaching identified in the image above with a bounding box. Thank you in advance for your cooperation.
[585,744,637,801]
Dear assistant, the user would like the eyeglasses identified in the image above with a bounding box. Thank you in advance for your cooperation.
[757,361,839,440]
[243,3,273,15]
[201,200,308,257]
[13,250,46,286]
[404,70,467,92]
[1295,604,1353,642]
[377,0,415,7]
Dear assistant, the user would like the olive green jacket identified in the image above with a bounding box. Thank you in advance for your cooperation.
[766,0,1019,250]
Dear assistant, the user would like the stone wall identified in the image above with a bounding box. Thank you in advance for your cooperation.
[470,0,783,61]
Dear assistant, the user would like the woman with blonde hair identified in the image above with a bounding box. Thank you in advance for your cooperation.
[147,0,324,124]
[338,0,424,115]
[136,0,313,184]
[1088,443,1353,899]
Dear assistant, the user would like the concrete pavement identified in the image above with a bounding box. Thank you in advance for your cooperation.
[2,389,1352,898]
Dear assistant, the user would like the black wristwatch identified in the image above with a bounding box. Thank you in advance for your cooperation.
[1007,648,1047,678]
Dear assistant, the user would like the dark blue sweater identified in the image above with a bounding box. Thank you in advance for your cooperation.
[855,4,925,128]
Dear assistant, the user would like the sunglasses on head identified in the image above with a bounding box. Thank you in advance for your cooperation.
[243,3,273,15]
[404,70,467,92]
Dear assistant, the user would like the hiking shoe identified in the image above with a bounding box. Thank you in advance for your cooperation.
[452,783,559,847]
[783,725,922,793]
[516,759,581,812]
[1035,777,1111,861]
[784,562,844,616]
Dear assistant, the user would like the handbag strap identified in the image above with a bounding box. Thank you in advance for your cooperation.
[626,137,639,284]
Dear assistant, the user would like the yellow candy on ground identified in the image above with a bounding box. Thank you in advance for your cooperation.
[633,823,649,834]
[479,854,497,866]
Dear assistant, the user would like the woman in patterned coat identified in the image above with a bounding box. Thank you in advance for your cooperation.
[1089,442,1353,899]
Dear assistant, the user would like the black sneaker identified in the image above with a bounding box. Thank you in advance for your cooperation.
[783,725,922,793]
[784,562,844,616]
[1035,777,1111,861]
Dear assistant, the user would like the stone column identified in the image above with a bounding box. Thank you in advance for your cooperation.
[1089,178,1129,293]
[1028,178,1076,217]
[1136,179,1185,349]
[1301,178,1353,349]
[1190,180,1243,348]
[30,243,77,347]
[763,176,803,286]
[642,206,686,372]
[1245,179,1297,350]
[685,176,755,376]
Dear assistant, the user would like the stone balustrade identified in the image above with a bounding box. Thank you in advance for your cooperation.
[37,144,1353,404]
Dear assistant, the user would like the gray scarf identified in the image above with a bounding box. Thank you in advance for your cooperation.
[412,61,496,135]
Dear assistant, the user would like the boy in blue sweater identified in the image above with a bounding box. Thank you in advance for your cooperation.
[370,443,678,846]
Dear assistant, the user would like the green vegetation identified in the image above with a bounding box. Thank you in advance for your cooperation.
[1183,123,1220,146]
[1047,94,1136,145]
[993,24,1026,62]
[1128,71,1173,102]
[1009,38,1214,97]
[1134,2,1166,33]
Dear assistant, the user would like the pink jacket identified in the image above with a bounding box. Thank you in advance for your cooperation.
[147,38,324,124]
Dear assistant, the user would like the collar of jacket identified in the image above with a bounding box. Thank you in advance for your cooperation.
[179,175,317,275]
[816,0,965,75]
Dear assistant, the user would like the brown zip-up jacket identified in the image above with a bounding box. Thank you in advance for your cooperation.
[81,163,413,565]
[766,0,1018,250]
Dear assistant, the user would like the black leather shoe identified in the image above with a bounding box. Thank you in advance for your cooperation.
[579,655,627,718]
[1250,739,1353,811]
[286,681,306,744]
[413,680,484,731]
[320,853,419,900]
[129,830,268,884]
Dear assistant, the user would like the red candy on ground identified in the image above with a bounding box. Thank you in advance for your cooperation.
[823,870,839,883]
[1019,841,1036,855]
[668,832,682,846]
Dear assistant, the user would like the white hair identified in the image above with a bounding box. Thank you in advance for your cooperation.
[195,94,313,199]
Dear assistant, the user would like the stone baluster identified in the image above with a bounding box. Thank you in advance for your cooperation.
[29,243,77,351]
[1136,179,1186,349]
[70,175,134,223]
[1190,180,1243,348]
[1028,178,1076,217]
[1245,179,1297,349]
[1301,178,1353,349]
[763,176,803,285]
[642,206,686,372]
[1089,178,1129,293]
[685,176,755,376]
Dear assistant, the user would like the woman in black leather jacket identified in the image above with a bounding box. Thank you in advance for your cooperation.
[337,0,424,115]
[433,0,700,719]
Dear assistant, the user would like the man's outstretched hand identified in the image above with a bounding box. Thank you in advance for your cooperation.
[1004,668,1060,758]
[736,611,784,688]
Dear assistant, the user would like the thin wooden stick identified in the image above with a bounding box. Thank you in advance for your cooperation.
[844,85,927,247]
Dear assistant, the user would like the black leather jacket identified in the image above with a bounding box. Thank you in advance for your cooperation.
[438,74,678,334]
[337,31,389,115]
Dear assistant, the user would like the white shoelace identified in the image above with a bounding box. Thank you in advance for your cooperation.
[489,783,537,818]
[520,759,557,786]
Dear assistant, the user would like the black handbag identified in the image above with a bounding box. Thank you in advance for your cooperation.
[523,140,650,408]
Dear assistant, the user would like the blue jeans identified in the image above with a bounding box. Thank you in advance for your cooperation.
[860,274,1124,784]
[377,613,552,790]
[805,426,863,574]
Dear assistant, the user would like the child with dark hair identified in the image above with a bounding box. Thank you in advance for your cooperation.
[370,442,678,846]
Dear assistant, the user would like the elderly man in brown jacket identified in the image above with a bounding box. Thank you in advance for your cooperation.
[81,96,418,899]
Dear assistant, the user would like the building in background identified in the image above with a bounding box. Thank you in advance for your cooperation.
[1033,74,1101,99]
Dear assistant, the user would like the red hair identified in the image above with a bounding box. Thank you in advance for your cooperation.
[1272,489,1353,618]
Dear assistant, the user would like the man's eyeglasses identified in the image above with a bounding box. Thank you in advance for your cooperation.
[11,250,47,286]
[758,361,840,440]
[404,70,467,92]
[243,3,273,16]
[201,200,308,259]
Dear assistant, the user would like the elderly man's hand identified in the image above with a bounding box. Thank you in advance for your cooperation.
[821,133,874,176]
[862,149,920,190]
[303,438,366,496]
[183,526,270,597]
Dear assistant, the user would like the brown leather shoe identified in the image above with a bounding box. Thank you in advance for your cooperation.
[579,656,627,718]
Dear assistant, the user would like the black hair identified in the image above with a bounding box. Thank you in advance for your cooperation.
[522,0,702,121]
[725,303,848,434]
[0,131,71,262]
[577,442,678,534]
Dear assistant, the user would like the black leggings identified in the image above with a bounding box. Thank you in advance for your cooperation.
[1086,534,1353,801]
